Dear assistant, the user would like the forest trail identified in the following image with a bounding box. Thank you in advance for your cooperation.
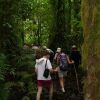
[0,0,99,100]
[38,68,84,100]
[19,48,84,100]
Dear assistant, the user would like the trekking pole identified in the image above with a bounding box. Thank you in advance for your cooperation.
[73,64,80,94]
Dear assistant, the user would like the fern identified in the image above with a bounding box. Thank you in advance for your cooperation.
[0,54,8,81]
[0,53,10,100]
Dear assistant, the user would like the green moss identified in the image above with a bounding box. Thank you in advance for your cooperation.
[81,0,100,99]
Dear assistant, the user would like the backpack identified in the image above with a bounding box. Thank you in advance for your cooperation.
[59,53,69,71]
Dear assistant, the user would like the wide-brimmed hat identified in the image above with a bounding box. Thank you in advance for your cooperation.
[46,48,54,54]
[72,45,77,48]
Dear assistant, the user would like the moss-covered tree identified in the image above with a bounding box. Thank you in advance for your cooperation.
[81,0,100,99]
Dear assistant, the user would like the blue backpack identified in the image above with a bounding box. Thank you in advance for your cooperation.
[59,53,69,71]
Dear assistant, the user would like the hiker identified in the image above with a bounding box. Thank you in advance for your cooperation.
[35,50,55,100]
[54,48,61,64]
[46,48,54,63]
[42,46,54,63]
[69,45,82,93]
[54,48,74,93]
[70,45,81,72]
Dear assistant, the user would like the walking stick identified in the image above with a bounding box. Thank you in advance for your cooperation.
[73,64,80,94]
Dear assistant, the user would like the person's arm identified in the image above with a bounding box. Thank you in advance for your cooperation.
[67,55,74,64]
[54,53,58,60]
[35,58,44,72]
[56,54,60,65]
[36,58,44,64]
[47,59,55,73]
[35,63,38,73]
[78,52,81,64]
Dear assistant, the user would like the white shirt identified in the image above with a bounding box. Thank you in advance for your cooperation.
[35,57,52,80]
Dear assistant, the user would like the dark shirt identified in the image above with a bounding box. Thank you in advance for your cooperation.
[70,51,81,67]
[49,53,54,63]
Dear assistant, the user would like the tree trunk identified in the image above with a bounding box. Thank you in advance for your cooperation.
[0,0,22,53]
[81,0,100,100]
[49,0,66,51]
[66,0,71,35]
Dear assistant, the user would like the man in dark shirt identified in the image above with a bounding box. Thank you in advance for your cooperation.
[70,45,81,72]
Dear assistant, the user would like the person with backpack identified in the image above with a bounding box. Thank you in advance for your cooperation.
[54,48,74,93]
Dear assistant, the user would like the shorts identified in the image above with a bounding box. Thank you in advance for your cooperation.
[37,80,52,89]
[58,69,67,78]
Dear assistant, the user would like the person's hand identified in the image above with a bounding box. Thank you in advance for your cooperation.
[35,68,37,73]
[53,67,58,72]
[70,60,74,64]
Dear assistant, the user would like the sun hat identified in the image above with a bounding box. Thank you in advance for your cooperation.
[72,45,77,48]
[46,48,54,54]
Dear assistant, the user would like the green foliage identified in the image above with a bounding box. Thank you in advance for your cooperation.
[48,0,83,51]
[0,54,7,81]
[0,54,10,100]
[0,0,84,99]
[0,48,36,100]
[8,48,36,99]
[22,0,53,46]
[17,49,35,70]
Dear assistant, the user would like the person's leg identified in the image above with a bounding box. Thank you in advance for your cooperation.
[36,80,43,100]
[36,86,43,100]
[45,80,53,100]
[58,70,65,92]
[49,83,53,100]
[59,77,65,92]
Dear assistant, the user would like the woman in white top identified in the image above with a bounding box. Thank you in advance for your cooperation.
[35,50,54,100]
